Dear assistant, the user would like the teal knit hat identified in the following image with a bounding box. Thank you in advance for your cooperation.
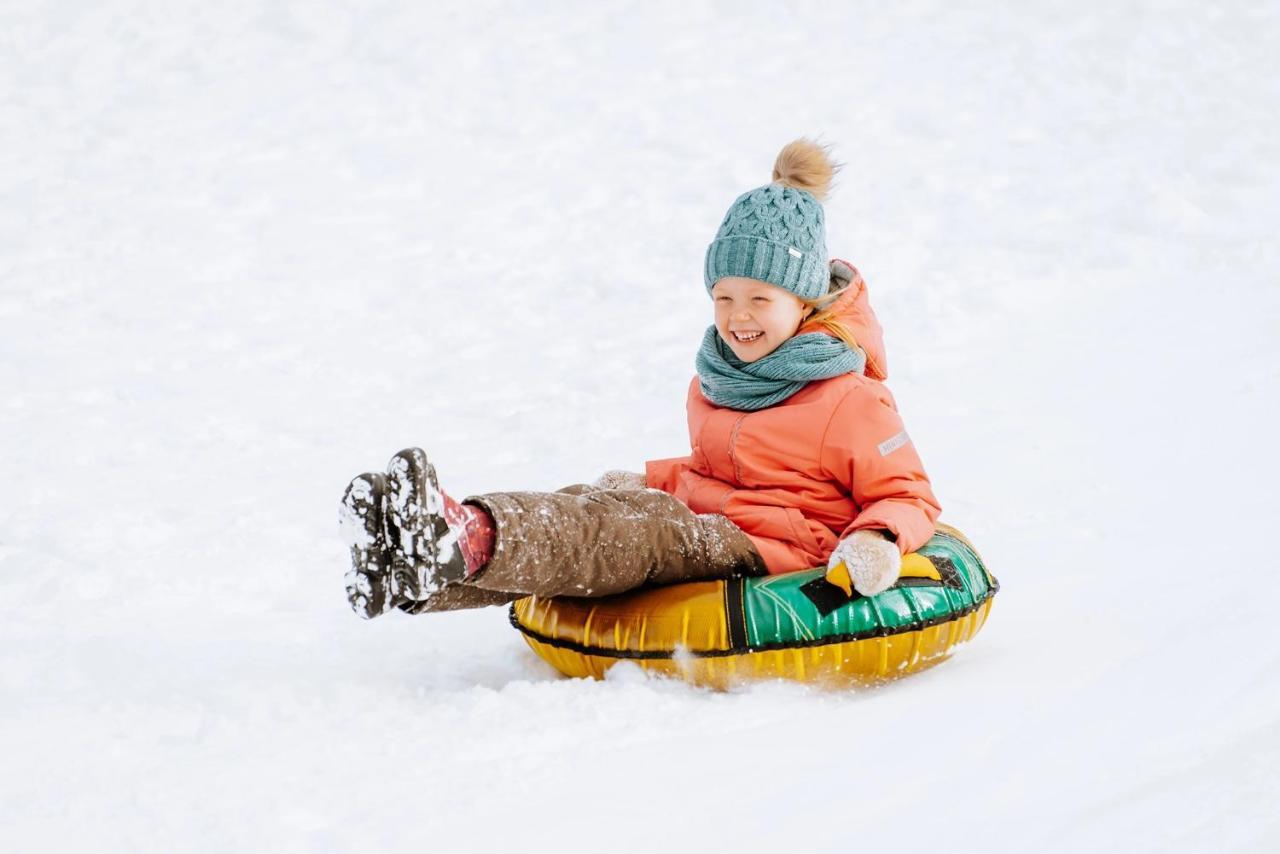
[704,139,837,301]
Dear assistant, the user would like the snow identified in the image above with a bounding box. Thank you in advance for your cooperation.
[3,2,1279,851]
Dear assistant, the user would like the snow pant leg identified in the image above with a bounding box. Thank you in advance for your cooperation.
[397,584,519,615]
[457,484,767,598]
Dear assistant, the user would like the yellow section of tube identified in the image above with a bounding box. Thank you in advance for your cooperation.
[512,596,995,690]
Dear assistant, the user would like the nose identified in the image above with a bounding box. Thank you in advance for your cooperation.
[731,308,752,322]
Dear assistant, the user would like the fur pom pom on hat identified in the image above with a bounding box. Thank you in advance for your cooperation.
[772,139,838,202]
[705,139,841,300]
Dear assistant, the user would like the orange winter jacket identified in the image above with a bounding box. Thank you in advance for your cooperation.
[645,260,941,575]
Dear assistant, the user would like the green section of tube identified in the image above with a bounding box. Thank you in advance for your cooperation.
[742,530,997,648]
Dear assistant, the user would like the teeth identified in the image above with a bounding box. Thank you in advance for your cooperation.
[734,331,763,341]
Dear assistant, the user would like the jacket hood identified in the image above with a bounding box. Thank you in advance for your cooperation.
[795,258,888,380]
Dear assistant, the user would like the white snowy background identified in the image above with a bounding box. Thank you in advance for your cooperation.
[3,2,1278,851]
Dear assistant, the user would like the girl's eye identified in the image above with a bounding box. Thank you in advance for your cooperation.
[753,297,769,302]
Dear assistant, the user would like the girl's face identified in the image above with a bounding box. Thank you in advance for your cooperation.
[712,276,812,362]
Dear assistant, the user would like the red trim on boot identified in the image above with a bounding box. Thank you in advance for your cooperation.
[439,491,495,576]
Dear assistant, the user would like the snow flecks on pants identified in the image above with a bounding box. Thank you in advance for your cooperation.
[459,484,763,600]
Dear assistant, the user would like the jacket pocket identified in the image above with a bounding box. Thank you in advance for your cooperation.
[783,507,825,558]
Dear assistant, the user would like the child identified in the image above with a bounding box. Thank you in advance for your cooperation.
[340,139,941,620]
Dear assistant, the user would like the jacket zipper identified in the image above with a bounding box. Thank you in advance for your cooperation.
[727,413,748,485]
[717,413,749,517]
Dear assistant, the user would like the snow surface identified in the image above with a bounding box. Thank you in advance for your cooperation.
[3,2,1279,851]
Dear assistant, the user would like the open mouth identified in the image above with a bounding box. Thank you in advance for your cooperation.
[732,330,764,343]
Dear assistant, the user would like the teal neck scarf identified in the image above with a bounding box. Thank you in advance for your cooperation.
[695,326,866,411]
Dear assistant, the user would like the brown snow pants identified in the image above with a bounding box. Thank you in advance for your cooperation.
[399,483,767,614]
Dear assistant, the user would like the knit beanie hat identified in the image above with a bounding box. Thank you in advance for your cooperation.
[704,139,839,300]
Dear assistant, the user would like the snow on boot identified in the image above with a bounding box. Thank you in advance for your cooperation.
[338,472,404,619]
[385,447,487,601]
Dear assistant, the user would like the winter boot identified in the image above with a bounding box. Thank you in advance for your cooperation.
[384,447,495,601]
[338,472,405,619]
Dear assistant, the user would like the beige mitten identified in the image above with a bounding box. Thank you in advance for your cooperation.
[826,529,901,596]
[591,469,647,490]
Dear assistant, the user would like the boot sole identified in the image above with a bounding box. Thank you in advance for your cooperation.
[386,447,468,601]
[339,472,394,619]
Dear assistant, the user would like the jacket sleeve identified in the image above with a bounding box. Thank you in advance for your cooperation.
[645,456,691,495]
[819,381,941,554]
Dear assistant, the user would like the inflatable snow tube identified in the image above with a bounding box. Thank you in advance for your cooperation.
[509,523,997,689]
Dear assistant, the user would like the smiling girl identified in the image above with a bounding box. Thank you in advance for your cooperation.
[340,139,940,619]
